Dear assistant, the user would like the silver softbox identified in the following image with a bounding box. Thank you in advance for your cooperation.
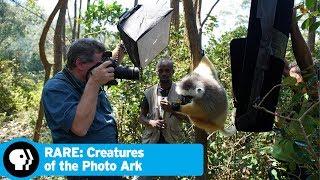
[117,4,173,68]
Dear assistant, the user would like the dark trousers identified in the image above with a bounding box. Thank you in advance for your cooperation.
[157,132,168,144]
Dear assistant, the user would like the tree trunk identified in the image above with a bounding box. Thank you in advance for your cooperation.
[53,0,67,74]
[72,0,77,41]
[307,1,317,55]
[194,127,209,180]
[183,0,207,179]
[77,0,82,39]
[87,0,91,10]
[34,0,64,142]
[183,0,202,67]
[170,0,180,31]
[195,0,202,36]
[67,6,73,31]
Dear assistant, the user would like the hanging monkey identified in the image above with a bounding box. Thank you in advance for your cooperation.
[171,56,236,136]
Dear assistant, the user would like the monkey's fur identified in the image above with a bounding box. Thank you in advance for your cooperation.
[175,56,236,136]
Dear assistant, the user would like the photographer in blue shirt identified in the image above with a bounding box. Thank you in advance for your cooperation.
[42,38,125,144]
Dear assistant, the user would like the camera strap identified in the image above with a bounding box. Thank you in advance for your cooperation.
[62,68,83,96]
[85,62,102,82]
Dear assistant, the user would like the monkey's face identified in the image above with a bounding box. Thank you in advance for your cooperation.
[176,74,205,99]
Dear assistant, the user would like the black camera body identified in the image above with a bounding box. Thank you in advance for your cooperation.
[101,51,140,86]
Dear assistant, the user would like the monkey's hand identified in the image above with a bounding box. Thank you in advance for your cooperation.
[171,102,181,112]
[161,101,191,123]
[160,101,175,113]
[149,119,166,129]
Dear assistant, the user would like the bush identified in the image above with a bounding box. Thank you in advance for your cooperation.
[0,60,41,117]
[271,76,319,179]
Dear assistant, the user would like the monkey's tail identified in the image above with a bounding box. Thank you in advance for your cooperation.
[206,125,236,140]
[220,108,237,137]
[220,124,237,137]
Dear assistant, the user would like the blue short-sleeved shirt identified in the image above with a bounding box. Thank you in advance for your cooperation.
[42,71,118,144]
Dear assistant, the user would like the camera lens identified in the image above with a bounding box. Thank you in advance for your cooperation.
[114,66,140,80]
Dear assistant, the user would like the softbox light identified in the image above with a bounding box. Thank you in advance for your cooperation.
[117,4,173,68]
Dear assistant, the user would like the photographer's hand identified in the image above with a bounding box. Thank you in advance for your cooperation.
[90,61,115,85]
[71,60,114,137]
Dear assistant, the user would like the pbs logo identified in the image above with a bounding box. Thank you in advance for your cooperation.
[3,141,39,177]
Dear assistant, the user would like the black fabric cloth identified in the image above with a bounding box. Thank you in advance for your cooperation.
[230,0,294,132]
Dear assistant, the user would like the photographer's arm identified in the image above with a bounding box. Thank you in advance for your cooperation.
[71,61,115,136]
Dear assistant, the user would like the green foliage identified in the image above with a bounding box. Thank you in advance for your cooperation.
[296,0,320,31]
[0,2,25,44]
[0,1,44,74]
[306,0,316,9]
[82,0,126,41]
[0,60,42,120]
[203,16,218,36]
[271,75,319,179]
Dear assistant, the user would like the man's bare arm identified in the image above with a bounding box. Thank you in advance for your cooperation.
[290,10,314,71]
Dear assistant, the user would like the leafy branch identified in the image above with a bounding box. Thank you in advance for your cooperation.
[253,83,320,170]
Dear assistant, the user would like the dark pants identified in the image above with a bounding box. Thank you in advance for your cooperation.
[157,132,168,144]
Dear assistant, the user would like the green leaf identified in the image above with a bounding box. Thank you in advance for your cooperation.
[296,14,304,21]
[251,158,258,165]
[301,18,311,30]
[272,139,295,162]
[287,121,304,140]
[283,76,297,86]
[309,21,320,31]
[292,82,306,93]
[305,0,316,10]
[302,115,318,135]
[292,141,311,163]
[291,92,304,104]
